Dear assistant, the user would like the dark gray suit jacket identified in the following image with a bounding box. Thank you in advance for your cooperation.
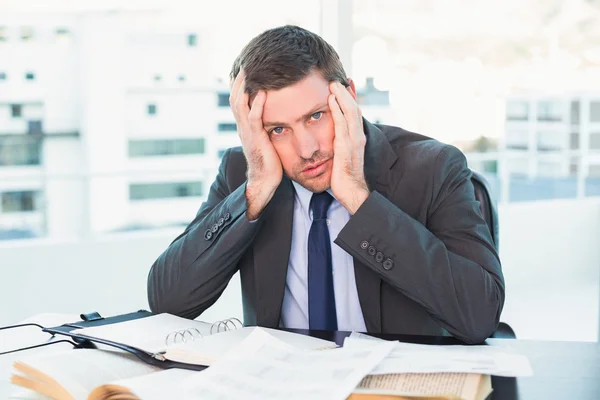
[147,120,505,344]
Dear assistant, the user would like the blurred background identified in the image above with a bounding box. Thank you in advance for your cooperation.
[1,0,599,342]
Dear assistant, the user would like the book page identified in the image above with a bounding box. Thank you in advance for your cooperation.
[345,333,532,377]
[177,328,396,400]
[354,373,482,399]
[13,349,160,400]
[73,314,213,354]
[88,368,198,400]
[164,326,337,365]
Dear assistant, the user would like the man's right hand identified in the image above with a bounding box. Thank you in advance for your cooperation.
[230,70,283,220]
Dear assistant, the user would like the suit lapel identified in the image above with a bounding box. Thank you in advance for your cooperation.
[253,177,294,327]
[353,119,399,333]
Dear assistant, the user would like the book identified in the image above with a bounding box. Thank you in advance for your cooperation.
[11,331,491,400]
[66,313,337,367]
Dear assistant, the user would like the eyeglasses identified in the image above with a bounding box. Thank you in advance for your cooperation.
[0,323,79,356]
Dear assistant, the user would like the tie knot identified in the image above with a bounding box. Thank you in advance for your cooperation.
[310,191,334,220]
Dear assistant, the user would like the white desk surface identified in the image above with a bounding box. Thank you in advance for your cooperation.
[1,314,78,399]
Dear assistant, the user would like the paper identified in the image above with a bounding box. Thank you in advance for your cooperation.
[179,328,396,400]
[345,332,532,377]
[355,373,490,400]
[164,326,336,365]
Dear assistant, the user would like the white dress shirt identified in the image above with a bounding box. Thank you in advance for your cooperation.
[279,181,367,332]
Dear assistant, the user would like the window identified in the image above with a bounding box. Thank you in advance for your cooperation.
[0,26,6,41]
[590,133,600,150]
[129,182,203,200]
[217,93,230,107]
[537,101,562,122]
[0,137,42,166]
[1,191,38,213]
[21,27,34,41]
[25,72,35,81]
[55,28,70,42]
[129,138,205,157]
[147,104,157,115]
[590,101,600,123]
[218,122,237,132]
[11,104,22,118]
[0,72,6,80]
[506,101,529,121]
[187,33,197,47]
[571,101,580,125]
[178,75,186,82]
[153,74,162,82]
[570,133,580,150]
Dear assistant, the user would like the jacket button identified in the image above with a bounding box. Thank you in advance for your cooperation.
[375,252,384,263]
[224,212,231,221]
[218,217,224,226]
[204,229,213,240]
[368,246,376,256]
[211,224,219,233]
[383,259,394,270]
[360,240,369,250]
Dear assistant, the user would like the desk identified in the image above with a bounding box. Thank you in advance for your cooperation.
[289,329,600,400]
[2,315,600,399]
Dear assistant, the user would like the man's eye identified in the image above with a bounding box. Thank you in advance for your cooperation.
[272,127,284,135]
[311,111,323,120]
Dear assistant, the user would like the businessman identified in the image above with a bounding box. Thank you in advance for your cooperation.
[147,25,505,344]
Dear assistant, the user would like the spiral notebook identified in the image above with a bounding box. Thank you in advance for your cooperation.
[43,311,336,371]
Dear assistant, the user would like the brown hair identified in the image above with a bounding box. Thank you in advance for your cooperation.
[230,25,349,98]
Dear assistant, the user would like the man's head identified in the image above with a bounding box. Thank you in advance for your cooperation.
[230,25,357,193]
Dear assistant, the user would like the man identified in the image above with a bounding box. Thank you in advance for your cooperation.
[147,25,504,344]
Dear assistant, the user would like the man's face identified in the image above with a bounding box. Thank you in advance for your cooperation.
[261,71,356,193]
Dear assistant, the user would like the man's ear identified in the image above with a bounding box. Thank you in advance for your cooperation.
[345,78,357,101]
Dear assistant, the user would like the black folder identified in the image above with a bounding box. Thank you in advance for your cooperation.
[42,310,207,371]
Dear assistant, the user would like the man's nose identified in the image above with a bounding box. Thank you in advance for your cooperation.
[295,129,319,160]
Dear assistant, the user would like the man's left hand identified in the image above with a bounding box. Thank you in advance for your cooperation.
[328,81,370,215]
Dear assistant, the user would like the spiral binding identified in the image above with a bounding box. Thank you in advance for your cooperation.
[164,317,243,347]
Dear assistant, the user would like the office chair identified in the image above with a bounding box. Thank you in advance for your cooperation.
[470,171,516,340]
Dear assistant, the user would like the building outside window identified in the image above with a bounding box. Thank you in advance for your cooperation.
[129,182,203,200]
[20,27,34,41]
[187,33,197,46]
[217,93,230,107]
[0,72,6,80]
[0,137,42,166]
[1,191,38,213]
[147,103,157,115]
[217,122,237,132]
[129,138,205,157]
[25,72,35,81]
[11,104,23,118]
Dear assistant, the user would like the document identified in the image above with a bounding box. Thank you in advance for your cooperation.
[178,328,397,400]
[345,332,532,377]
[354,372,492,400]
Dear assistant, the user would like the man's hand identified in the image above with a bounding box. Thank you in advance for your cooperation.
[328,81,370,214]
[230,70,283,220]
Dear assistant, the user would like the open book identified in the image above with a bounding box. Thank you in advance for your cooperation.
[11,329,491,400]
[66,313,336,367]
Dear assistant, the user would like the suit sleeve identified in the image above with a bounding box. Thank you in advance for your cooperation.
[147,149,263,319]
[334,145,505,344]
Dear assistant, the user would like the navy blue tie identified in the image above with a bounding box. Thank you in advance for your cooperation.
[308,191,337,330]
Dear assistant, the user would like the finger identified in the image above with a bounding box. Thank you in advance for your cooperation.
[248,91,267,134]
[235,76,251,130]
[328,93,349,141]
[229,69,245,106]
[330,81,362,141]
